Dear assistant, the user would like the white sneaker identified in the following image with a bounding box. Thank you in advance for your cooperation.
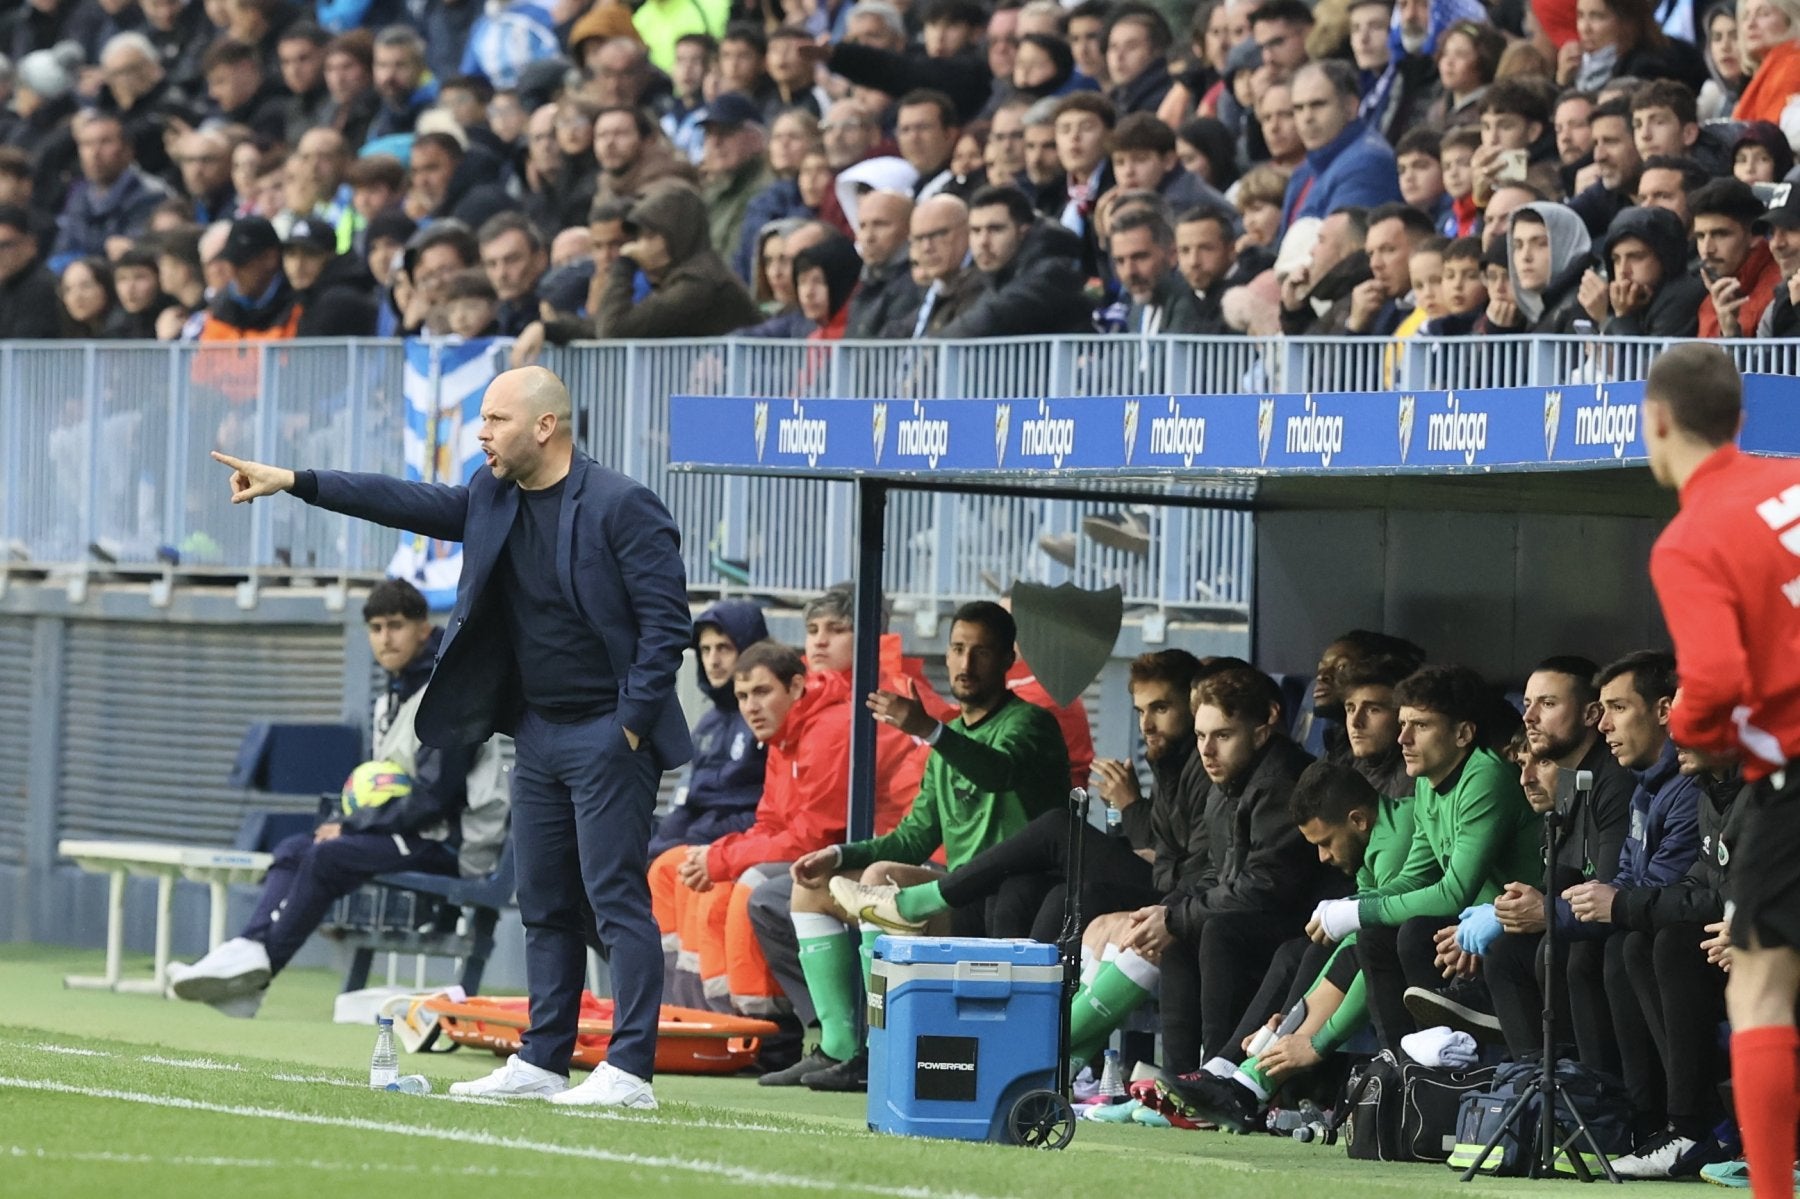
[1611,1132,1696,1179]
[448,1054,567,1099]
[827,877,923,934]
[549,1061,658,1109]
[167,937,271,1004]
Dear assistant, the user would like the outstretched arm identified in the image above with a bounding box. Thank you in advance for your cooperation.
[212,451,471,543]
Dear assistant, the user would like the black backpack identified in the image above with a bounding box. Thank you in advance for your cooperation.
[1339,1050,1499,1163]
[1447,1057,1635,1176]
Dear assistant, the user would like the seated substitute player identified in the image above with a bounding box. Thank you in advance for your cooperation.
[168,579,509,1016]
[1310,664,1540,1051]
[1154,760,1425,1130]
[647,599,769,857]
[774,600,1071,1092]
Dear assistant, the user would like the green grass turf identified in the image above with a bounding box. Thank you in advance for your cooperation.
[0,943,1613,1199]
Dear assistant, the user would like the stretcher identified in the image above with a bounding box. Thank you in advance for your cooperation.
[431,992,780,1074]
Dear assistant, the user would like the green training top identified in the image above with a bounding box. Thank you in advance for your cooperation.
[838,694,1069,872]
[1356,746,1541,928]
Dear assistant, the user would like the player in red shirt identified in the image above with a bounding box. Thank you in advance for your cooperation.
[1645,343,1800,1199]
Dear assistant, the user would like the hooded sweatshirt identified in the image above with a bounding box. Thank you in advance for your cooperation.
[1601,204,1706,337]
[1504,200,1591,332]
[596,182,761,338]
[687,600,769,816]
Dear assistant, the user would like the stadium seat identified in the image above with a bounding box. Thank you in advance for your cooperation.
[228,722,363,796]
[328,831,516,997]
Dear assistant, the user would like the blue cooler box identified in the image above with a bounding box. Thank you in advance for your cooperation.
[867,936,1063,1142]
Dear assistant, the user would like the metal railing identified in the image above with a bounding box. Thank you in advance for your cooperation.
[1,333,1785,616]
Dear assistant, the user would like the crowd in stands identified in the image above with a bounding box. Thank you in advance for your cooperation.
[0,0,1795,349]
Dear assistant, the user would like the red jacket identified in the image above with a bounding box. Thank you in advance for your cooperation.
[1651,444,1800,779]
[1700,239,1782,339]
[1006,662,1093,789]
[706,670,853,881]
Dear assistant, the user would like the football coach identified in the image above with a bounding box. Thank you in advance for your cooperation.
[214,365,691,1110]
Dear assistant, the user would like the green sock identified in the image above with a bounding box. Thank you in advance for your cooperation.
[859,925,883,983]
[1068,959,1156,1063]
[895,881,947,922]
[796,925,861,1062]
[1237,1059,1273,1100]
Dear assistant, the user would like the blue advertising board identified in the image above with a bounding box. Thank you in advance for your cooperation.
[669,375,1797,479]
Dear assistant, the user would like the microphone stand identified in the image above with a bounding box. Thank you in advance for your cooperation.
[1459,773,1619,1183]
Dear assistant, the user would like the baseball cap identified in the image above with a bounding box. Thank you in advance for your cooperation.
[1754,181,1800,234]
[283,216,337,254]
[700,92,764,130]
[221,216,281,265]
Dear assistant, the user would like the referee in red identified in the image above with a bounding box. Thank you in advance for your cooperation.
[1645,343,1800,1198]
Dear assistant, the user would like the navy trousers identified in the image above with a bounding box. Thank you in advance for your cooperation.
[243,831,455,973]
[512,707,663,1081]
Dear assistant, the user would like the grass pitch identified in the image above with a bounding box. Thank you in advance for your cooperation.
[1,943,1611,1199]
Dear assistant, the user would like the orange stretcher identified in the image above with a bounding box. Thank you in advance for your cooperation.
[431,992,781,1075]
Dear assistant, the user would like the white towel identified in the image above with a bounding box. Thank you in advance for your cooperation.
[1401,1026,1479,1069]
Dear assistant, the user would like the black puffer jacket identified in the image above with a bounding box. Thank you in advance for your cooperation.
[1163,736,1345,941]
[1149,737,1214,896]
[934,221,1092,338]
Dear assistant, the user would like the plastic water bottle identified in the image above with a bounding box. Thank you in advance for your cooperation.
[386,1074,431,1094]
[369,1017,399,1090]
[1105,803,1123,831]
[1098,1049,1126,1102]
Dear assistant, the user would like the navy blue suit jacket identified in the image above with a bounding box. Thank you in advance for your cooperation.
[306,452,695,771]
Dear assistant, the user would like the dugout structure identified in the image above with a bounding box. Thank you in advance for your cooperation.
[670,376,1800,837]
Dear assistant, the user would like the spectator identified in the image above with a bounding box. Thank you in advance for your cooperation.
[1349,202,1434,334]
[1249,0,1314,75]
[715,22,781,124]
[1732,121,1794,185]
[106,245,170,337]
[462,0,558,90]
[345,155,404,238]
[1569,96,1641,237]
[441,267,500,337]
[1281,60,1401,230]
[151,226,206,329]
[477,210,548,336]
[634,0,729,76]
[793,233,863,341]
[1685,178,1780,338]
[53,110,170,267]
[588,104,701,215]
[1558,0,1707,91]
[1010,33,1082,102]
[594,181,758,338]
[845,188,919,338]
[737,219,831,337]
[1067,0,1113,87]
[1576,204,1702,335]
[1630,79,1730,177]
[699,92,771,261]
[893,88,966,202]
[1755,186,1800,337]
[1173,207,1239,331]
[814,3,993,124]
[1105,3,1175,116]
[1426,19,1504,130]
[895,193,980,335]
[1109,111,1234,230]
[571,24,650,105]
[768,24,828,117]
[1280,205,1372,334]
[1396,130,1448,229]
[1554,88,1596,173]
[320,29,378,149]
[1176,116,1240,192]
[275,21,330,144]
[9,43,81,168]
[1698,0,1745,119]
[407,131,515,228]
[936,184,1090,336]
[1491,200,1591,333]
[1436,126,1480,237]
[367,25,434,140]
[194,215,303,345]
[175,129,237,226]
[732,109,822,283]
[142,0,210,97]
[1018,97,1061,212]
[59,256,122,337]
[0,202,61,337]
[1052,91,1115,267]
[1110,205,1210,334]
[1471,80,1553,210]
[93,32,194,180]
[662,32,713,165]
[201,38,288,143]
[281,215,377,334]
[394,222,479,335]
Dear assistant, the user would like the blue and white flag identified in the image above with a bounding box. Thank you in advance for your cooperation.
[388,338,505,608]
[461,0,561,90]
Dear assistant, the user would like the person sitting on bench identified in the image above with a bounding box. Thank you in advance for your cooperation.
[167,578,509,1016]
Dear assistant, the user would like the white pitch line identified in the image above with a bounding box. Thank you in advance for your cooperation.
[5,1145,534,1179]
[0,1076,1015,1199]
[140,1055,243,1072]
[30,1044,108,1056]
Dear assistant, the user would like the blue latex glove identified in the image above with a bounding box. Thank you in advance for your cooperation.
[1455,904,1502,955]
